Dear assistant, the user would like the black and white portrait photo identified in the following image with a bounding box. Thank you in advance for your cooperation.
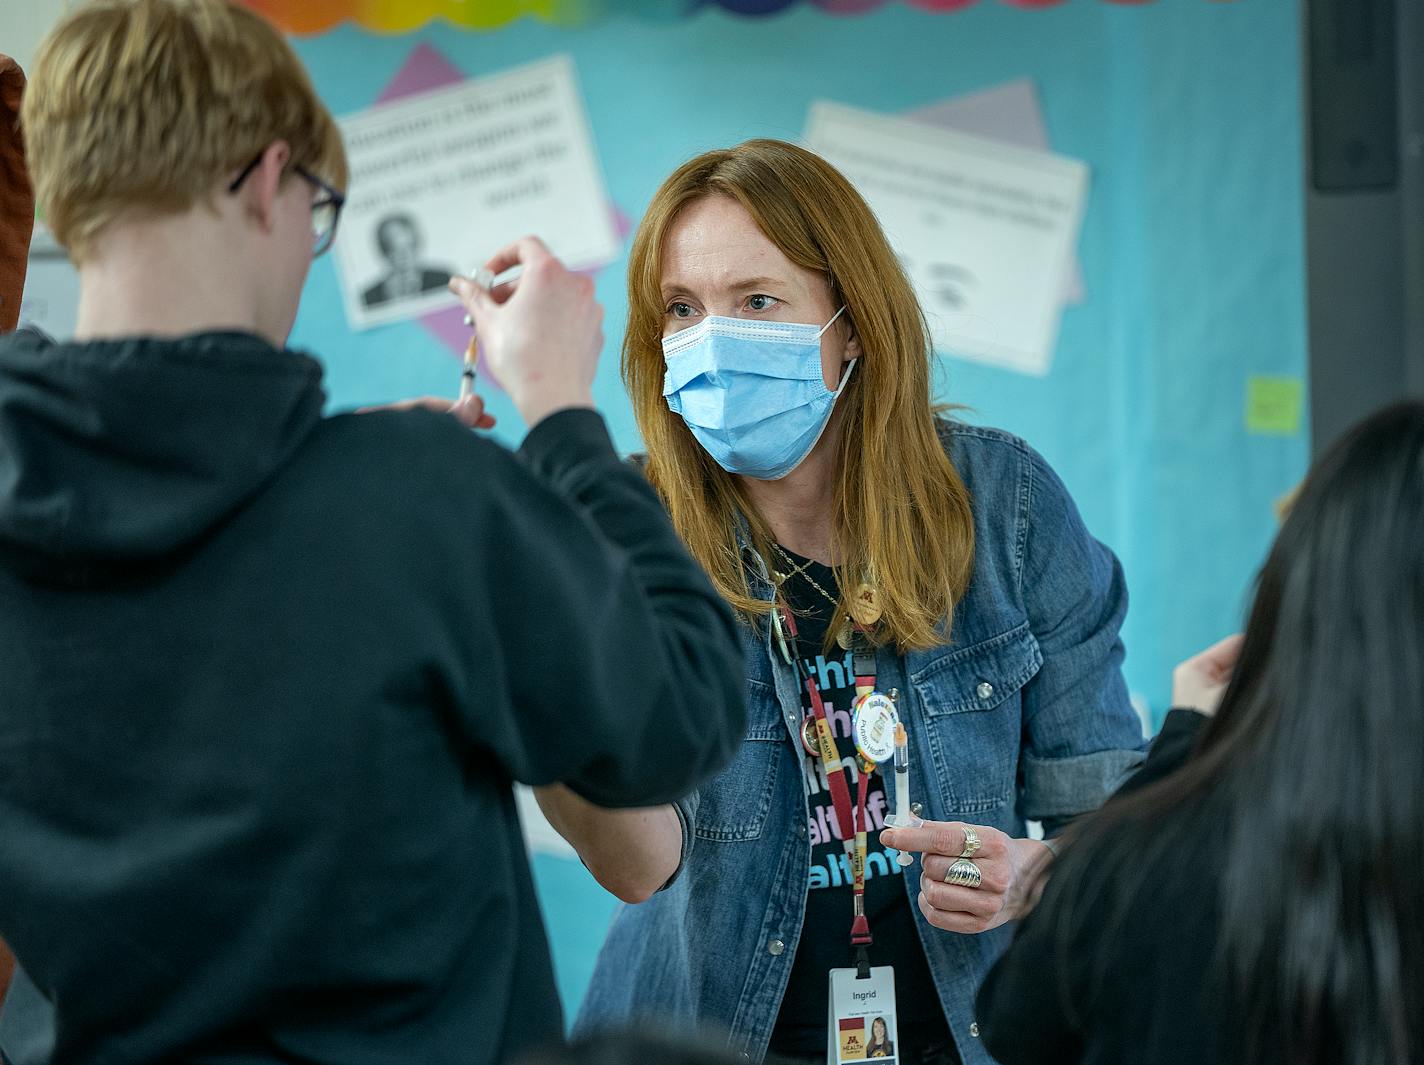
[360,213,454,309]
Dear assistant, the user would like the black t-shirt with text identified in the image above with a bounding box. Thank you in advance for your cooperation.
[767,550,957,1061]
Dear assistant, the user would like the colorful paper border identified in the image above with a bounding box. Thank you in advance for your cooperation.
[240,0,1200,36]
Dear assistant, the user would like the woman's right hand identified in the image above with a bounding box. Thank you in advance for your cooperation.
[449,236,603,428]
[1171,633,1244,716]
[880,821,1050,933]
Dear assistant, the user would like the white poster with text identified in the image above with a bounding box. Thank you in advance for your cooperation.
[333,55,618,331]
[805,100,1088,376]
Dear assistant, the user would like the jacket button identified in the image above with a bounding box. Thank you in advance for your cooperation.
[970,1022,980,1038]
[796,824,807,838]
[768,939,785,956]
[911,802,923,816]
[976,681,995,700]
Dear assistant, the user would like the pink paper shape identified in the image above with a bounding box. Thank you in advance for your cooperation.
[371,43,627,389]
[376,42,466,105]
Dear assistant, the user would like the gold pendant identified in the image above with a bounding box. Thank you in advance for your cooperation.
[849,582,882,626]
[836,621,856,650]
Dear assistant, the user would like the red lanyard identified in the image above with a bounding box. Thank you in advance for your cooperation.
[773,602,876,956]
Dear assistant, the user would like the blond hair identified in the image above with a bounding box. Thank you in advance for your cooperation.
[22,0,347,261]
[625,139,974,651]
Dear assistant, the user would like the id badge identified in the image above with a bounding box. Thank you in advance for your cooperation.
[826,965,898,1062]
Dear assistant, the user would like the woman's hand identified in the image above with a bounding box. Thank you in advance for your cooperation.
[1171,633,1244,716]
[880,821,1053,934]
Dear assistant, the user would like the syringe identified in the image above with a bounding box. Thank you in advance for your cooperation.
[884,720,919,866]
[458,267,519,395]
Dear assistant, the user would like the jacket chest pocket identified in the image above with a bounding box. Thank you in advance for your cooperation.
[692,679,784,842]
[909,623,1041,815]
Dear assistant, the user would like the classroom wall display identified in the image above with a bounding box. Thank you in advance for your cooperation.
[906,78,1087,306]
[282,0,1306,737]
[333,54,617,331]
[805,99,1088,376]
[243,0,1235,35]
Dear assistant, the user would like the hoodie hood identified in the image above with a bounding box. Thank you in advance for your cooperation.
[0,329,325,581]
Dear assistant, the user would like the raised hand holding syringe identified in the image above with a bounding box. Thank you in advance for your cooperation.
[357,243,592,431]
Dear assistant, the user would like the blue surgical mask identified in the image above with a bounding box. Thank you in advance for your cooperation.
[661,307,853,480]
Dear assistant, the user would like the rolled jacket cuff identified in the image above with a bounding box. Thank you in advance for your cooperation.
[1020,746,1146,825]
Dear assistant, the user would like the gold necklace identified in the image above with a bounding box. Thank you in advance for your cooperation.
[771,544,884,650]
[771,543,860,648]
[769,546,816,587]
[771,543,840,609]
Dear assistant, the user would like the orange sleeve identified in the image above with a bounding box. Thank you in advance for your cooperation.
[0,53,36,333]
[0,937,14,1003]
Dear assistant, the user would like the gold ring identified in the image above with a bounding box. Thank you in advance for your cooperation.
[958,828,982,859]
[943,858,982,889]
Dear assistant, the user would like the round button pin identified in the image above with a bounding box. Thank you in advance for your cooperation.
[851,691,900,765]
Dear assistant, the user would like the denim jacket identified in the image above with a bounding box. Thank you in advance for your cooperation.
[576,424,1147,1064]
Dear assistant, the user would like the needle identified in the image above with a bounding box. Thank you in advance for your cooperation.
[459,334,477,403]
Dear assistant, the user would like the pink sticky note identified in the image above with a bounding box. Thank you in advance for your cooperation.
[371,43,626,389]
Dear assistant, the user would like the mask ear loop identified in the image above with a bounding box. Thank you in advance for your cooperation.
[832,358,858,396]
[815,305,848,339]
[817,306,855,396]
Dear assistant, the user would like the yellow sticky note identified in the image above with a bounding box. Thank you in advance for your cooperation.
[1246,376,1304,436]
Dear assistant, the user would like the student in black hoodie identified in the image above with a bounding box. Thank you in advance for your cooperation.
[0,2,745,1064]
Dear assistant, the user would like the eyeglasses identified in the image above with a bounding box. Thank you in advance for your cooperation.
[229,154,346,258]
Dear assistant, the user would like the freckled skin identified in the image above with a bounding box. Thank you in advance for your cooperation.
[658,194,857,391]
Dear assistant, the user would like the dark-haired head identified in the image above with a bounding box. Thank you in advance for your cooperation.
[1060,400,1424,1065]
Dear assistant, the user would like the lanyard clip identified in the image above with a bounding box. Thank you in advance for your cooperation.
[851,647,876,678]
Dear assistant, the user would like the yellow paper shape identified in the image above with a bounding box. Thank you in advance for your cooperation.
[1246,376,1304,436]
